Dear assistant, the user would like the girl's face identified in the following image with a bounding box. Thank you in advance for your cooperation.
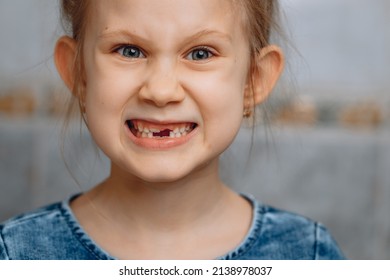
[82,0,252,182]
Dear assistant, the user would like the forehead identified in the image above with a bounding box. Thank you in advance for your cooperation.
[86,0,245,41]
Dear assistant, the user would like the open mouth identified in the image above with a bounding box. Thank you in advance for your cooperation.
[126,120,197,139]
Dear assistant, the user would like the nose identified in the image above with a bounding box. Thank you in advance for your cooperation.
[138,60,185,107]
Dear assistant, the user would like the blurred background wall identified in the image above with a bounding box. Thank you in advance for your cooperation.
[0,0,389,259]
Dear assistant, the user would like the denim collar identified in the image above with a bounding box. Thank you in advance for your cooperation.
[217,194,263,260]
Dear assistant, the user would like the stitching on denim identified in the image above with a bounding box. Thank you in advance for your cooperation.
[60,199,114,260]
[2,209,59,228]
[313,222,319,260]
[218,200,265,260]
[0,226,11,260]
[61,204,105,259]
[228,205,265,259]
[222,207,265,260]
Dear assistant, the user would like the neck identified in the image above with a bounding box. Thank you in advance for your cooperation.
[84,158,229,231]
[71,158,253,259]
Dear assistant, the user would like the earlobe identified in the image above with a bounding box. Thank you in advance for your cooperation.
[249,45,284,105]
[54,36,78,93]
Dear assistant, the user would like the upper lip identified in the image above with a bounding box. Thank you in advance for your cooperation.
[126,118,195,124]
[127,119,197,130]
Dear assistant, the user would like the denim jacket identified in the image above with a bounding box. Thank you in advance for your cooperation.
[0,194,345,260]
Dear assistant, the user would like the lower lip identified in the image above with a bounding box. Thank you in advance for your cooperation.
[125,124,197,150]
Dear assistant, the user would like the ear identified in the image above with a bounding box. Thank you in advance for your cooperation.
[246,45,284,106]
[54,36,78,94]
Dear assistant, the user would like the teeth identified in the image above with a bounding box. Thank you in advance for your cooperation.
[131,121,196,139]
[138,130,190,139]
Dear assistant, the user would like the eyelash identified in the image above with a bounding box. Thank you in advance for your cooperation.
[186,46,215,61]
[114,45,146,59]
[113,44,215,61]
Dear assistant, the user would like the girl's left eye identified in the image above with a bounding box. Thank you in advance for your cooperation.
[186,48,213,61]
[116,45,145,59]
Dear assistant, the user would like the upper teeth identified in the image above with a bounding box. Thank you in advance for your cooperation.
[135,124,191,134]
[133,122,193,138]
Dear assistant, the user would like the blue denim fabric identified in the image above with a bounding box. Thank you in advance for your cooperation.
[0,194,345,260]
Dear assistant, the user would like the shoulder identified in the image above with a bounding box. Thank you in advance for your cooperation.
[228,198,345,260]
[0,199,101,260]
[259,205,344,259]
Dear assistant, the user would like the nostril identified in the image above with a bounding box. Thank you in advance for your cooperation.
[138,75,184,107]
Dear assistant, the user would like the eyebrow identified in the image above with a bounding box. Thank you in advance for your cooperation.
[98,29,232,44]
[187,29,232,43]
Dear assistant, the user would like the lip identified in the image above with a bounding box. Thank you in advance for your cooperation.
[124,119,198,150]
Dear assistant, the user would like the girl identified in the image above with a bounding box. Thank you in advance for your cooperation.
[0,0,344,259]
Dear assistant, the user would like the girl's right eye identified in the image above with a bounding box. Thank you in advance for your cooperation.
[115,45,145,59]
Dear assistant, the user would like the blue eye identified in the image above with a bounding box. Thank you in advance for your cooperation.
[187,48,213,61]
[116,45,145,59]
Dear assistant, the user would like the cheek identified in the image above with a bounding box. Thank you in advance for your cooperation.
[183,63,247,150]
[184,63,247,120]
[84,58,134,111]
[82,55,142,150]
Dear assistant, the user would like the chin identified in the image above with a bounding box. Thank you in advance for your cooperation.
[137,170,190,184]
[121,162,192,184]
[113,152,214,185]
